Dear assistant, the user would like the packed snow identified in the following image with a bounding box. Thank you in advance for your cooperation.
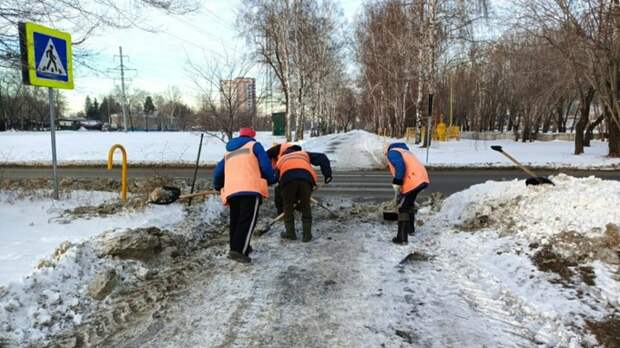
[1,130,619,169]
[0,175,618,346]
[0,195,224,346]
[0,190,184,285]
[440,174,620,244]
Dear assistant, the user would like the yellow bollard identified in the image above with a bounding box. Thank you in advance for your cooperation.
[107,144,128,202]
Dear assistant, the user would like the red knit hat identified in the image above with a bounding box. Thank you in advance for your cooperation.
[239,127,256,138]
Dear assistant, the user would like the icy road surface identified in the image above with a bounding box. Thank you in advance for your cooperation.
[92,205,596,347]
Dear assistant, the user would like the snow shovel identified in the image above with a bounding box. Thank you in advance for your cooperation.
[255,211,285,236]
[490,145,555,186]
[149,186,217,205]
[383,191,400,221]
[311,197,339,218]
[256,197,338,235]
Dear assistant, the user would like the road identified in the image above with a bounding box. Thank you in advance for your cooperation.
[2,166,619,201]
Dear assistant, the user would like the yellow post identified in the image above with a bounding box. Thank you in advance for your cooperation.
[107,144,128,202]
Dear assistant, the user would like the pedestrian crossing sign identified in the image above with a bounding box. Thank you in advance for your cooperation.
[19,22,73,89]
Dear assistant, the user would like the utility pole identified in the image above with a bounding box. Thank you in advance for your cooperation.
[118,46,128,131]
[110,46,136,131]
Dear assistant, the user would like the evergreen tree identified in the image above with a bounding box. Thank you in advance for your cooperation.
[84,96,92,118]
[99,97,110,123]
[144,96,156,131]
[92,98,100,120]
[144,96,155,114]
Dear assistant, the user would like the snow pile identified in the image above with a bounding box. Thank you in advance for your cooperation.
[0,241,139,345]
[0,194,225,346]
[301,130,387,170]
[201,195,226,224]
[0,190,185,285]
[439,174,620,248]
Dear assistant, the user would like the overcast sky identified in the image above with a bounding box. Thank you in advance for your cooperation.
[64,0,362,114]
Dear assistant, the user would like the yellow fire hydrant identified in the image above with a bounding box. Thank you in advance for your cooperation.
[107,144,128,202]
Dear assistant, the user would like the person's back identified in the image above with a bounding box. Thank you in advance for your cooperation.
[213,128,276,263]
[275,145,332,242]
[385,143,429,245]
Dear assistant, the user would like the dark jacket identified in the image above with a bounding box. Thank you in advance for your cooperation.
[277,146,332,187]
[387,142,410,185]
[213,136,276,198]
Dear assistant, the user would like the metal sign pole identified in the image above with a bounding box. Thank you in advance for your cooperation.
[48,87,59,199]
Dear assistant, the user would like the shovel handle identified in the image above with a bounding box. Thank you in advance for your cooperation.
[491,146,540,178]
[311,197,339,217]
[178,190,217,200]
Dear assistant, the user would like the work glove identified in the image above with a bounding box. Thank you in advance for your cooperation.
[392,184,403,206]
[324,176,333,184]
[392,178,404,186]
[392,184,402,195]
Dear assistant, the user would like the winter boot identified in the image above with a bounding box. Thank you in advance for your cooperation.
[228,250,251,264]
[281,220,297,240]
[302,219,313,243]
[392,212,409,245]
[408,209,417,236]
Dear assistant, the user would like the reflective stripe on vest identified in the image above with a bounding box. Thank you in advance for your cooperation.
[220,141,269,205]
[276,151,318,184]
[387,148,430,194]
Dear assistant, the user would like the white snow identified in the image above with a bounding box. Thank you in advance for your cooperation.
[0,194,225,345]
[0,130,285,167]
[439,174,620,244]
[1,175,619,346]
[1,129,619,169]
[0,190,185,285]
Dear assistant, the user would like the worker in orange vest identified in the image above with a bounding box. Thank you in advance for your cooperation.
[267,142,294,215]
[213,128,276,263]
[386,143,430,245]
[275,145,332,242]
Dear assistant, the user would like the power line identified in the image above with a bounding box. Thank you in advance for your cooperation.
[109,46,137,131]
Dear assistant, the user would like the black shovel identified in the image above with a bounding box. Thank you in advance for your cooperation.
[490,145,555,186]
[149,186,217,205]
[383,189,400,221]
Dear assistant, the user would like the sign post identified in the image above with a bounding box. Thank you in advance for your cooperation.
[19,22,73,200]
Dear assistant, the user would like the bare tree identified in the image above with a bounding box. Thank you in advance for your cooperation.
[238,0,346,141]
[0,0,200,68]
[189,52,260,142]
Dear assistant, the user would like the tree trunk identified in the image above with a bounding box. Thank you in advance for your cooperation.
[584,114,605,147]
[608,112,620,157]
[574,87,595,155]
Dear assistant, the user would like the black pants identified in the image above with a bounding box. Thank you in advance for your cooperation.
[398,187,424,235]
[228,195,261,256]
[281,180,312,232]
[275,184,284,214]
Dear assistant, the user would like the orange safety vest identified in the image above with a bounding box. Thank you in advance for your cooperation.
[387,148,430,194]
[220,141,269,205]
[276,151,318,185]
[271,142,294,168]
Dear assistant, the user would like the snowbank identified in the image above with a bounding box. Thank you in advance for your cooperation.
[0,195,224,345]
[439,174,620,249]
[2,130,619,169]
[0,190,185,285]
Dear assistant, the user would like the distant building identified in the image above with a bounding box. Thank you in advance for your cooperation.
[220,77,256,115]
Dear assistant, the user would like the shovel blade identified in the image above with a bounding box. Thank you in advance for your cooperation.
[149,186,181,205]
[525,177,555,186]
[383,210,399,221]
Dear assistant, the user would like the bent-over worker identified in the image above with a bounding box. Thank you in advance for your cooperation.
[276,145,332,242]
[386,143,429,245]
[213,127,276,263]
